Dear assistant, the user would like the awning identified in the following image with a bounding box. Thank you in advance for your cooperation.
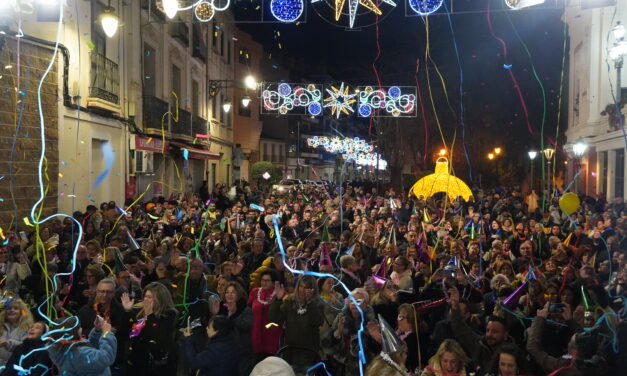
[171,141,221,160]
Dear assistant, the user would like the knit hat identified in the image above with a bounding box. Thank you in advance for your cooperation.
[250,357,295,376]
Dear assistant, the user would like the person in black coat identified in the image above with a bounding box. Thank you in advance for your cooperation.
[125,282,178,376]
[181,315,241,376]
[0,322,51,376]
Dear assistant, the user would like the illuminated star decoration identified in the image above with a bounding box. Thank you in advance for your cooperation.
[323,83,357,118]
[335,0,397,28]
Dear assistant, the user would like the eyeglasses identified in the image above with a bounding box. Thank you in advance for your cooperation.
[260,279,273,283]
[97,290,114,295]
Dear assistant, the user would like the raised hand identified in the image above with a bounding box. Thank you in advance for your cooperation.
[274,282,285,299]
[121,292,134,312]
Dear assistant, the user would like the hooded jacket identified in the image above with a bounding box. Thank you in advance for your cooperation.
[180,331,240,376]
[47,329,117,376]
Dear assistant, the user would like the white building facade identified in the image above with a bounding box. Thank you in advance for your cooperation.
[564,0,627,200]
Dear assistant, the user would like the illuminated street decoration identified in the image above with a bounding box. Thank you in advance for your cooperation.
[194,1,215,21]
[270,0,305,22]
[408,0,443,15]
[331,0,397,28]
[262,83,323,116]
[357,86,416,117]
[307,136,384,168]
[409,157,473,202]
[324,82,357,118]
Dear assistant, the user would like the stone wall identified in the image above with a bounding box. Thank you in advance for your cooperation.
[0,36,59,233]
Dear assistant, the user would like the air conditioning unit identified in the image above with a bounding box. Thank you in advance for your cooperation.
[134,150,154,173]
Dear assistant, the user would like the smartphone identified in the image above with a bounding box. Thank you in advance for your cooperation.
[549,303,565,313]
[19,231,27,242]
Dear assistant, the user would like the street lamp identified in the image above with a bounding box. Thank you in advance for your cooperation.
[244,75,258,90]
[528,150,537,192]
[241,94,251,108]
[494,147,502,155]
[98,1,122,38]
[573,140,588,193]
[543,148,555,199]
[222,100,232,113]
[160,0,179,19]
[439,148,447,156]
[488,153,495,160]
[610,22,627,99]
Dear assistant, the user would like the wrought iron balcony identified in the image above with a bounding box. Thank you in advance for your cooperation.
[140,0,165,21]
[142,95,170,131]
[89,52,119,105]
[192,115,209,137]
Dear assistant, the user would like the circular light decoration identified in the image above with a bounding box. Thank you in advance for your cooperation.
[308,102,322,116]
[358,104,372,117]
[194,1,215,22]
[278,82,292,96]
[270,0,304,23]
[408,0,443,16]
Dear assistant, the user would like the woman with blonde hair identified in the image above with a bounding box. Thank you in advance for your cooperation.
[420,339,469,376]
[0,298,34,366]
[125,282,178,375]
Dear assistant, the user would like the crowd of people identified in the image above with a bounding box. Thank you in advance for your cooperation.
[0,180,625,376]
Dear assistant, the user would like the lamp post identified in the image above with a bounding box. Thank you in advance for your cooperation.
[543,148,555,200]
[208,75,259,109]
[528,150,537,192]
[610,22,627,100]
[573,140,588,193]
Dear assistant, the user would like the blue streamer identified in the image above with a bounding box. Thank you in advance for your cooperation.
[272,214,367,372]
[250,204,265,212]
[93,142,115,189]
[183,149,189,160]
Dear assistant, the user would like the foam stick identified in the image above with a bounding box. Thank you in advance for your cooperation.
[250,204,265,212]
[581,285,590,310]
[412,298,447,314]
[502,280,528,309]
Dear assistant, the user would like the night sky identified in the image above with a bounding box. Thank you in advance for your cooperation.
[237,0,570,181]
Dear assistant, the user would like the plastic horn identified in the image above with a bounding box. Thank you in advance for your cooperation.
[371,274,386,287]
[127,230,140,251]
[412,298,447,314]
[502,280,528,309]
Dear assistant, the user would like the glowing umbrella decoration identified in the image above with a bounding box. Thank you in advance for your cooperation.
[409,157,472,202]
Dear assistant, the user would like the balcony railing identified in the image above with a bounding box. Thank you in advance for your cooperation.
[192,115,208,137]
[89,52,119,105]
[171,22,189,46]
[173,108,192,139]
[142,95,169,130]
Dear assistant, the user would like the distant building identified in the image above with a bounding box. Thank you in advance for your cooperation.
[564,1,627,199]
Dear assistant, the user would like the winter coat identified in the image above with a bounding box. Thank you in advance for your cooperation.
[450,307,506,375]
[127,309,177,375]
[180,331,240,376]
[0,261,31,295]
[48,329,117,376]
[0,323,27,366]
[0,338,51,376]
[269,295,324,366]
[248,287,283,355]
[526,317,607,376]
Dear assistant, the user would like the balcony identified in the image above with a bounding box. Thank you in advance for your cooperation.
[142,95,170,132]
[170,22,189,47]
[172,108,192,140]
[192,115,209,138]
[87,52,120,113]
[192,24,207,63]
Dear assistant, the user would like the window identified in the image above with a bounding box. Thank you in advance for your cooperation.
[263,143,268,161]
[226,164,230,186]
[616,149,625,199]
[143,44,156,97]
[192,80,199,116]
[212,21,218,47]
[271,144,276,162]
[211,95,217,120]
[220,29,224,56]
[219,94,224,123]
[171,65,181,109]
[279,144,284,162]
[211,163,217,188]
[602,151,608,196]
[239,48,250,66]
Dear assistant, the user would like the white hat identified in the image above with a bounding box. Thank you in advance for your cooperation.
[250,357,295,376]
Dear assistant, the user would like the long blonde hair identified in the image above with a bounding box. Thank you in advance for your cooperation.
[139,282,175,318]
[427,339,469,374]
[366,352,408,376]
[0,298,34,334]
